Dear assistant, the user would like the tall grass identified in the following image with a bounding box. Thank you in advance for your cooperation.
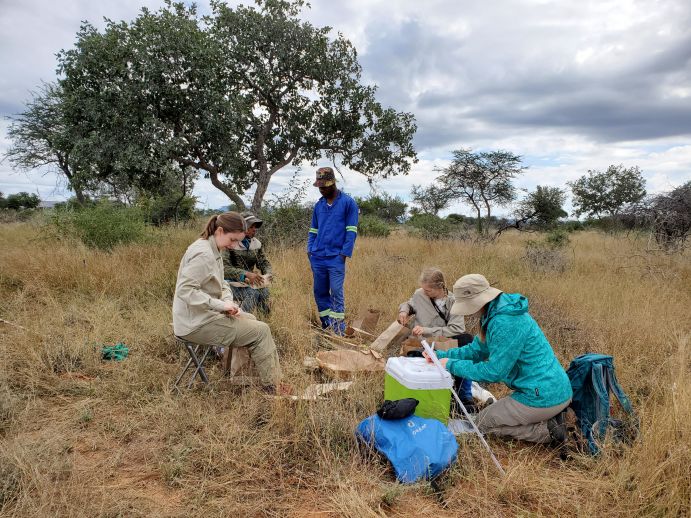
[0,221,689,516]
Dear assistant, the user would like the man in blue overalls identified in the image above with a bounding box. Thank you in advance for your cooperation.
[307,167,359,335]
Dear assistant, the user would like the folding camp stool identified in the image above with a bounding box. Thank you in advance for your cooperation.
[173,336,214,390]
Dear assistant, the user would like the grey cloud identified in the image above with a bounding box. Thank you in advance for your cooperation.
[354,2,691,150]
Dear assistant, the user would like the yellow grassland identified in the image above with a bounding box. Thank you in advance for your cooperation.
[0,222,689,517]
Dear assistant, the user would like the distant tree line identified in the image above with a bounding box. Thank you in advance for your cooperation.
[354,149,691,247]
[0,192,41,211]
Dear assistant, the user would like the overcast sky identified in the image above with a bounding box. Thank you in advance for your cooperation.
[1,0,690,214]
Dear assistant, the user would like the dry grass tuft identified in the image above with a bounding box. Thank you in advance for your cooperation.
[0,223,689,516]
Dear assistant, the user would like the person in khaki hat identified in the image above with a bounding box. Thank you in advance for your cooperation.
[223,211,272,314]
[425,274,573,446]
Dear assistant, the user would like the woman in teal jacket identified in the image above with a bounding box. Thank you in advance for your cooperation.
[428,274,572,445]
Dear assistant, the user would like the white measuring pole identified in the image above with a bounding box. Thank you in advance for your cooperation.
[421,339,506,476]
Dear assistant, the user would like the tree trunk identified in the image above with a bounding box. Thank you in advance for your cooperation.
[251,168,272,213]
[249,149,298,212]
[209,170,246,210]
[484,199,492,236]
[475,205,483,234]
[74,189,86,206]
[60,163,85,206]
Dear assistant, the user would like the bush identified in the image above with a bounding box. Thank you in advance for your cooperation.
[446,213,466,224]
[560,220,585,232]
[407,213,452,240]
[1,192,40,210]
[137,193,196,226]
[545,228,570,248]
[523,231,571,273]
[355,194,407,223]
[259,204,313,250]
[358,215,391,237]
[52,201,147,250]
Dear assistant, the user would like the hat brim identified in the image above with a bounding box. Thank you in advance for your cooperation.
[313,180,336,187]
[246,218,263,228]
[450,287,502,316]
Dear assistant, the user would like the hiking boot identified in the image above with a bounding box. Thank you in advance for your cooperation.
[547,410,568,446]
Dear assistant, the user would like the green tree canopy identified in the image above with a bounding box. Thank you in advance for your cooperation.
[409,183,450,216]
[568,165,646,219]
[2,192,41,210]
[436,149,526,234]
[355,193,407,223]
[518,185,568,228]
[54,0,417,211]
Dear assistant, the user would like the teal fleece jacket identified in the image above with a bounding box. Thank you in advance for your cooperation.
[437,293,572,408]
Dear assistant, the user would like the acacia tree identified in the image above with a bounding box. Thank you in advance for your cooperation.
[568,164,646,219]
[436,149,525,234]
[4,83,89,204]
[56,0,417,211]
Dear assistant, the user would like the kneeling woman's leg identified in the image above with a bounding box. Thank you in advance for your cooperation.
[182,317,282,387]
[475,397,570,444]
[451,333,474,403]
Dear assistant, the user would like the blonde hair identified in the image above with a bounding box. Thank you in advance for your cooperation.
[419,267,446,291]
[200,211,246,239]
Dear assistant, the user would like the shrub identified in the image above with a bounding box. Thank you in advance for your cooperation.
[358,215,391,237]
[137,193,196,226]
[355,194,407,223]
[545,228,570,248]
[259,204,313,250]
[561,220,585,232]
[52,201,147,250]
[1,192,40,210]
[407,213,452,240]
[523,232,571,273]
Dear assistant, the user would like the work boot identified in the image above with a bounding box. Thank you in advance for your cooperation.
[547,410,568,454]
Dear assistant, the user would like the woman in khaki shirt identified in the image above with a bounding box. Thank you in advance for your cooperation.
[173,212,284,393]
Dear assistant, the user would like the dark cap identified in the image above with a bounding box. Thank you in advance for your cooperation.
[313,167,336,187]
[241,211,263,228]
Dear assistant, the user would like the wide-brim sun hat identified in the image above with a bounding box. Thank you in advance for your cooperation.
[450,274,502,316]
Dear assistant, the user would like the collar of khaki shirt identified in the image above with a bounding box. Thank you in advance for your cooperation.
[208,235,222,260]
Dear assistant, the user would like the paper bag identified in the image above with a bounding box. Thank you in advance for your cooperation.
[370,321,410,353]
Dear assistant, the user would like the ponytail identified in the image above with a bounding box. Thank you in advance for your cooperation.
[200,211,246,239]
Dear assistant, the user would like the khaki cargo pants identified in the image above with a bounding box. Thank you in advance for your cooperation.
[181,315,281,387]
[475,396,571,444]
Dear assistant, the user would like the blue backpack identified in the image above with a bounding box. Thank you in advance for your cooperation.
[355,414,458,484]
[566,353,638,454]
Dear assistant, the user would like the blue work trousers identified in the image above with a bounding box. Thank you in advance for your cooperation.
[452,333,474,402]
[309,254,346,335]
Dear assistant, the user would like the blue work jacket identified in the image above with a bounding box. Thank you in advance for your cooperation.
[307,191,359,257]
